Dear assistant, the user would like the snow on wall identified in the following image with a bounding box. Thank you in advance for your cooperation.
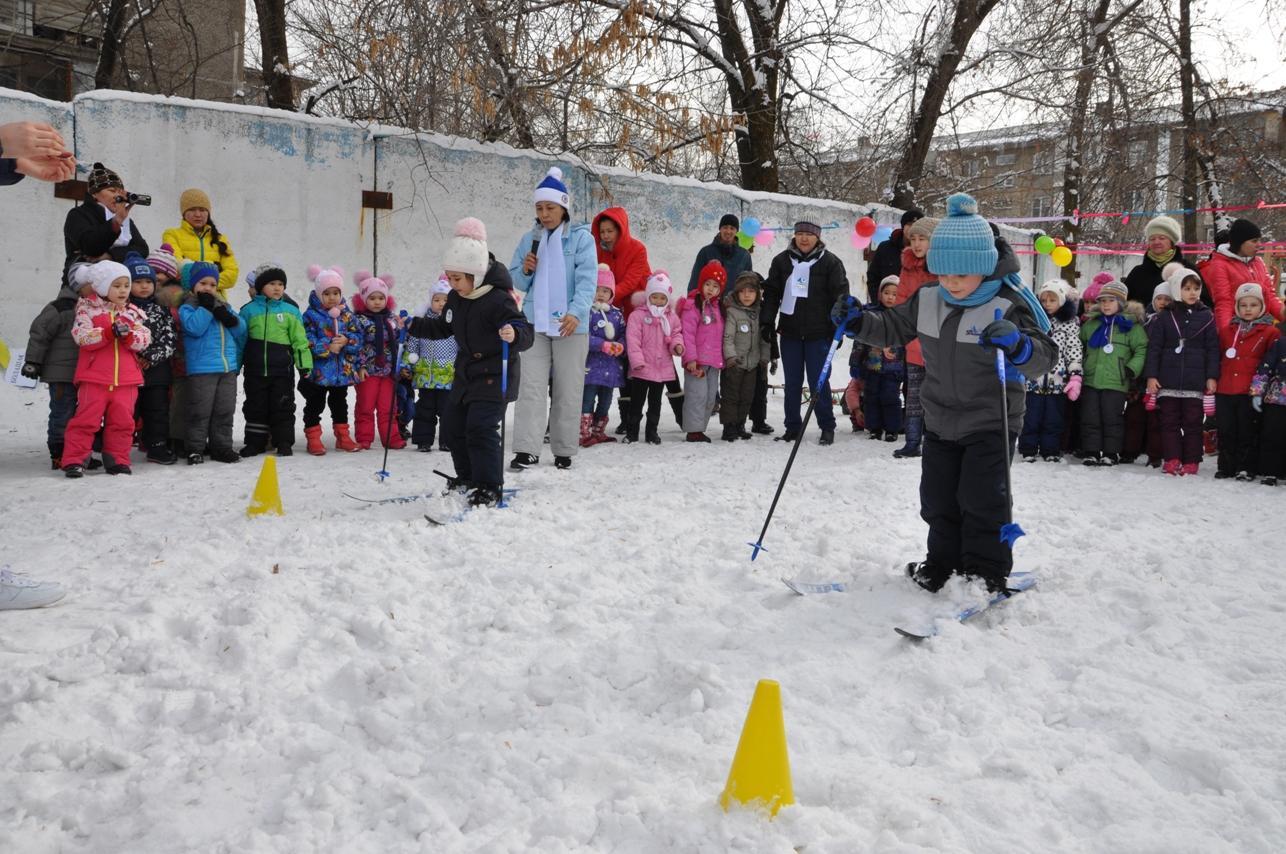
[1,87,1057,350]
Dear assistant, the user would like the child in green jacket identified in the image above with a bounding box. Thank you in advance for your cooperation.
[239,265,313,456]
[1077,279,1147,466]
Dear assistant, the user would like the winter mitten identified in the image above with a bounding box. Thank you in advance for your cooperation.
[830,295,862,336]
[1144,392,1158,411]
[20,361,40,379]
[725,356,739,369]
[611,342,625,356]
[1202,394,1216,417]
[601,341,616,355]
[211,304,239,328]
[1252,396,1263,413]
[770,359,778,376]
[979,319,1032,364]
[112,320,131,338]
[1065,374,1083,402]
[196,291,216,309]
[760,324,774,344]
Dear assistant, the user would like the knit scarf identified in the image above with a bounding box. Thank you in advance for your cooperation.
[1147,248,1176,267]
[533,225,569,335]
[647,303,672,335]
[1088,313,1134,349]
[939,273,1053,333]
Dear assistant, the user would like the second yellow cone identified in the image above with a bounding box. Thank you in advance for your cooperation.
[719,679,794,816]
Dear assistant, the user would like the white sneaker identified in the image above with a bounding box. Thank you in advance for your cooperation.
[0,568,67,610]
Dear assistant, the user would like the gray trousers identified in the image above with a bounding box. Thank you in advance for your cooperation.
[187,371,238,453]
[683,367,721,433]
[514,332,589,458]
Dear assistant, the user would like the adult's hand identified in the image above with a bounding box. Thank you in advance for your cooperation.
[0,121,67,160]
[15,155,75,183]
[558,314,579,337]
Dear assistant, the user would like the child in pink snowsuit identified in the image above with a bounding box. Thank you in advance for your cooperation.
[680,260,727,441]
[624,270,684,444]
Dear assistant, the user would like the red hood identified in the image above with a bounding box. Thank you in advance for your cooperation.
[592,206,635,246]
[592,206,652,308]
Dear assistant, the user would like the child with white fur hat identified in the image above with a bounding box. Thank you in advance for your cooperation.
[402,275,458,451]
[623,270,684,444]
[1018,278,1083,462]
[1214,282,1281,479]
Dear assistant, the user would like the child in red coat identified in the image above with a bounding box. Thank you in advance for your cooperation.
[1215,283,1281,480]
[61,261,152,477]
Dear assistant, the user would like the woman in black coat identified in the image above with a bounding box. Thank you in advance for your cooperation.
[62,162,149,283]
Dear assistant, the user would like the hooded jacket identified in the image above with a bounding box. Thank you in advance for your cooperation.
[1080,304,1148,393]
[70,295,151,387]
[626,301,683,383]
[762,240,850,342]
[722,286,766,369]
[1026,298,1082,394]
[240,294,312,378]
[866,228,905,294]
[301,290,364,386]
[1145,300,1221,394]
[585,302,626,388]
[129,294,178,386]
[161,220,240,297]
[591,208,652,313]
[1201,246,1283,330]
[894,246,935,367]
[1218,318,1280,396]
[405,258,533,404]
[26,282,84,385]
[679,292,725,370]
[509,222,598,333]
[179,293,247,375]
[686,235,753,295]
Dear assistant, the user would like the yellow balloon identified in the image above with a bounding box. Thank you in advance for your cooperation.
[1050,246,1073,267]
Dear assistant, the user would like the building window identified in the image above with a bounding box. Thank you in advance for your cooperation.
[1000,174,1015,188]
[1127,140,1149,168]
[1034,149,1058,174]
[1031,197,1052,218]
[0,0,34,34]
[963,158,981,178]
[995,152,1017,166]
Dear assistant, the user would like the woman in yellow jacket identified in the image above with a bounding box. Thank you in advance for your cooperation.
[162,188,239,299]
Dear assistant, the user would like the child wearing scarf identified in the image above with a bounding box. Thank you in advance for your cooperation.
[624,271,684,444]
[580,264,626,447]
[1213,284,1279,480]
[1078,279,1147,467]
[352,271,406,451]
[1145,268,1220,476]
[838,192,1057,595]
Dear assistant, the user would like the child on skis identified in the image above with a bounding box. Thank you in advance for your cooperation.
[1018,279,1082,463]
[403,277,457,452]
[838,193,1057,594]
[352,271,406,451]
[125,252,178,464]
[300,265,364,455]
[721,271,767,441]
[856,275,905,443]
[680,261,726,442]
[624,271,684,444]
[61,261,152,477]
[239,265,312,457]
[1215,283,1280,480]
[1078,278,1147,467]
[405,218,533,506]
[1250,332,1286,486]
[1145,267,1219,476]
[178,261,247,464]
[581,264,625,447]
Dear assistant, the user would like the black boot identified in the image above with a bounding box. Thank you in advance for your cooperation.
[751,422,774,435]
[645,428,662,445]
[721,425,739,442]
[906,560,951,593]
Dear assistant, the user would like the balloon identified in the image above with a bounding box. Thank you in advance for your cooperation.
[738,233,754,249]
[851,232,871,250]
[742,217,761,238]
[754,228,775,247]
[872,225,894,245]
[1053,238,1065,248]
[855,216,877,238]
[1034,235,1055,255]
[1050,246,1073,267]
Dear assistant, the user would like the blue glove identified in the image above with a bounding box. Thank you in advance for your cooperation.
[979,318,1032,364]
[1252,396,1263,413]
[830,295,863,337]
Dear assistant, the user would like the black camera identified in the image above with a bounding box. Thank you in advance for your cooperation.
[114,192,152,206]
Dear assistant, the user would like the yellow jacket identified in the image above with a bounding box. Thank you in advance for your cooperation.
[161,221,240,297]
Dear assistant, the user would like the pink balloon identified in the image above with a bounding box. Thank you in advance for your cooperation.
[851,232,871,250]
[754,228,775,247]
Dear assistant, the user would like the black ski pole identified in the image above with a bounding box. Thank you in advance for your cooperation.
[498,337,511,508]
[375,312,408,482]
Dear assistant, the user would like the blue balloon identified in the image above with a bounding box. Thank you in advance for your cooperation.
[742,217,761,237]
[873,225,894,245]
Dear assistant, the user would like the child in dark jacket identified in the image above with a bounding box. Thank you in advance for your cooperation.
[581,264,626,447]
[403,277,457,452]
[239,265,312,457]
[352,271,406,451]
[406,218,533,507]
[857,276,906,443]
[125,253,178,464]
[178,261,247,464]
[1214,283,1280,480]
[840,193,1057,593]
[1250,336,1286,485]
[23,261,95,469]
[1146,267,1220,476]
[1019,279,1082,462]
[721,272,767,441]
[300,265,364,454]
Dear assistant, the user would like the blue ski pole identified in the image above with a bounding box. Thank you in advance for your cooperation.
[992,307,1025,548]
[749,297,860,560]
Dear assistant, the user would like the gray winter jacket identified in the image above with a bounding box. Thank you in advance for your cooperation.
[854,281,1057,440]
[723,294,766,368]
[25,282,82,385]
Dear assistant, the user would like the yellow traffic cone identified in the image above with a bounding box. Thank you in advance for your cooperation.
[719,679,794,816]
[247,456,284,517]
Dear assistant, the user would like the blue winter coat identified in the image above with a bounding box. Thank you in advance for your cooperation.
[585,304,626,388]
[301,290,363,387]
[179,297,246,375]
[509,223,598,333]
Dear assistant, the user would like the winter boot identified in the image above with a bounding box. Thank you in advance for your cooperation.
[1162,459,1182,476]
[884,431,899,443]
[592,415,616,444]
[1181,462,1199,476]
[894,416,922,458]
[868,429,884,441]
[147,444,177,465]
[686,432,712,443]
[468,486,503,507]
[751,421,775,435]
[554,456,573,469]
[385,428,406,450]
[721,425,739,442]
[906,560,950,593]
[775,428,800,442]
[49,446,63,470]
[578,413,595,448]
[304,425,326,456]
[645,428,662,445]
[63,464,84,479]
[334,423,360,452]
[819,430,835,446]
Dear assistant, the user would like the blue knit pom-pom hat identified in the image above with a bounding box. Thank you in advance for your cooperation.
[533,166,571,213]
[927,193,998,276]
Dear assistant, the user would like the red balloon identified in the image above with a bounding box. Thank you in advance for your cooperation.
[855,217,877,238]
[1053,238,1065,247]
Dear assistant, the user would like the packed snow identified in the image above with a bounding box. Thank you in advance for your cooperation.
[1,387,1284,852]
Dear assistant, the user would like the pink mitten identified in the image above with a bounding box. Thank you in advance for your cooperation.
[1202,393,1216,416]
[601,341,615,355]
[1065,374,1082,402]
[612,342,625,356]
[1144,392,1158,411]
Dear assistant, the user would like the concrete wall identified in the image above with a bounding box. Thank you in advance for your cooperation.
[1,87,1056,352]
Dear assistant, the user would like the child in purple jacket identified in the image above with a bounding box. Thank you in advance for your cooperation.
[680,261,727,442]
[1145,267,1220,476]
[581,264,626,447]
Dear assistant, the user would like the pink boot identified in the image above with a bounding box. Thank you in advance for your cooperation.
[578,413,595,448]
[1162,459,1182,476]
[1181,462,1199,476]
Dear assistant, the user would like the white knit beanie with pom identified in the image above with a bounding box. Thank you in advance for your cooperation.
[442,217,490,279]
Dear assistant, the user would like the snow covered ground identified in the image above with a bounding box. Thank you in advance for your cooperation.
[1,386,1284,853]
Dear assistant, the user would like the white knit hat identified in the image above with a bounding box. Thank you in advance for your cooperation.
[86,261,131,297]
[442,217,490,279]
[1166,267,1203,296]
[1145,215,1182,245]
[1234,282,1265,306]
[1036,278,1070,302]
[1152,282,1172,302]
[645,270,673,306]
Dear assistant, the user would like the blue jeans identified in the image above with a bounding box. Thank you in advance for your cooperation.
[582,383,614,418]
[779,337,836,431]
[47,382,78,451]
[1019,392,1065,456]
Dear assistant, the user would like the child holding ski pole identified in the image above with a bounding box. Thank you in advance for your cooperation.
[405,218,533,507]
[836,193,1057,593]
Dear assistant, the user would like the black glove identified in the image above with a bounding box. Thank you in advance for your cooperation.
[112,321,131,338]
[760,324,774,344]
[830,295,863,337]
[211,304,239,328]
[197,291,215,309]
[979,319,1032,364]
[20,361,40,380]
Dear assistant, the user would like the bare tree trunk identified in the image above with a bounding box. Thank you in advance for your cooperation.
[889,0,1000,210]
[94,0,129,89]
[472,0,536,149]
[714,0,782,192]
[254,0,295,109]
[1177,0,1199,239]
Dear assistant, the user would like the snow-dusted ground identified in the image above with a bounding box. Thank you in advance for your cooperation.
[1,386,1284,853]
